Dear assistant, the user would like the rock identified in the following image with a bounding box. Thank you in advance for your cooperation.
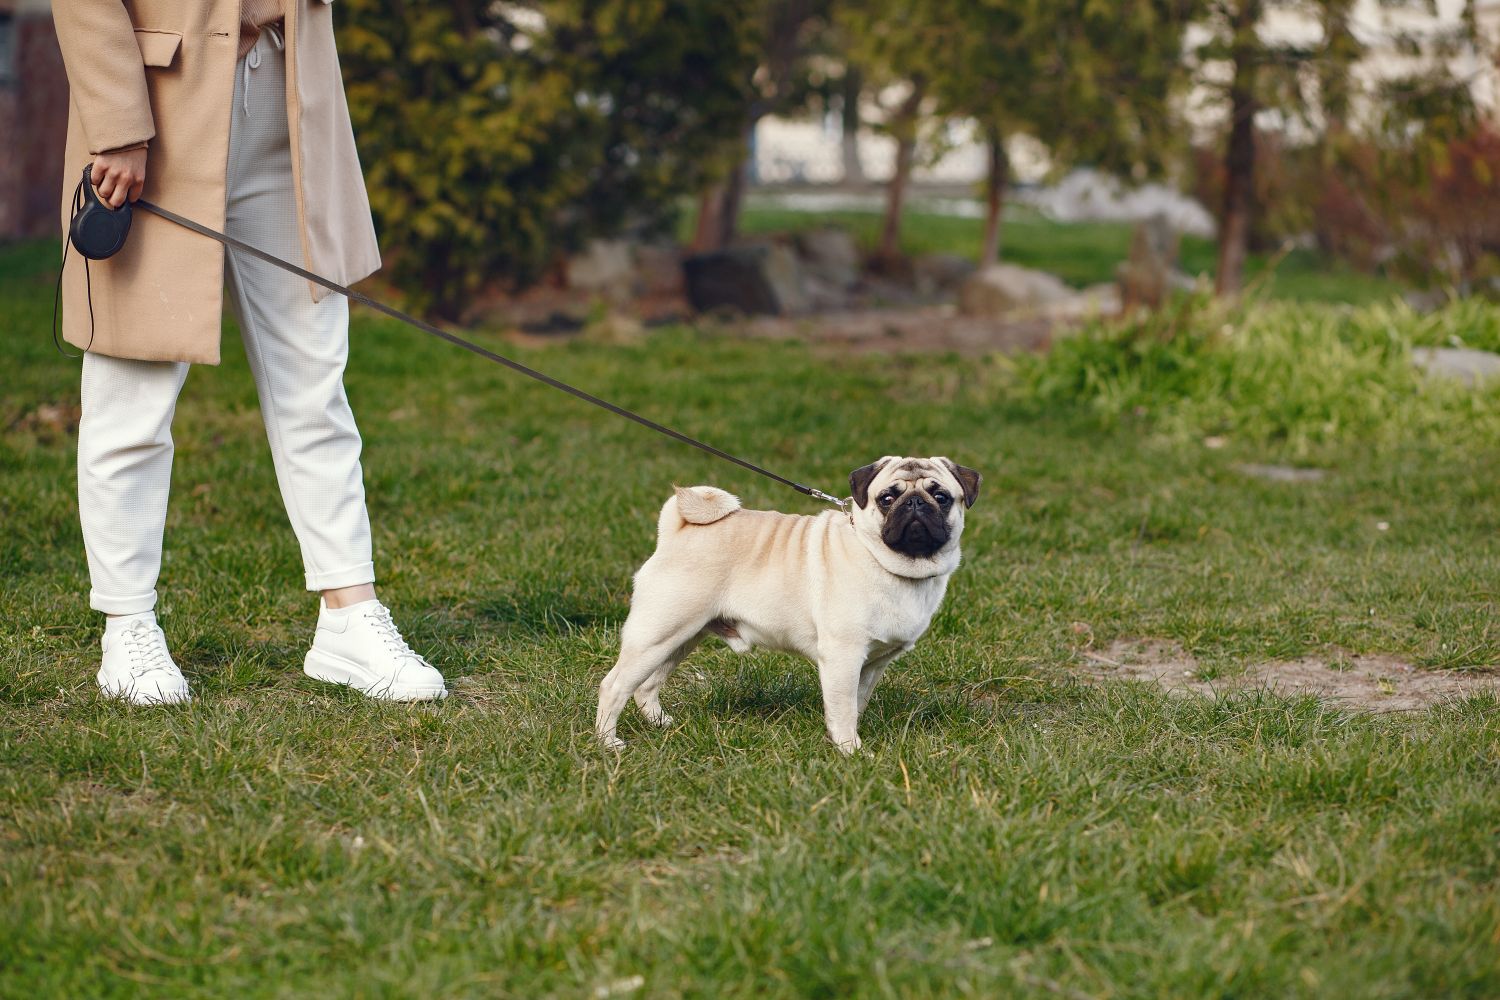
[1168,270,1203,293]
[1412,347,1500,387]
[1402,288,1451,314]
[801,273,852,311]
[1235,464,1328,483]
[794,227,860,290]
[958,264,1074,318]
[632,242,685,297]
[1043,283,1121,321]
[584,310,648,345]
[683,243,809,316]
[912,253,976,296]
[1116,214,1181,310]
[565,239,634,303]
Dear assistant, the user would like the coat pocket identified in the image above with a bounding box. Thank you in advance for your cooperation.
[133,29,183,68]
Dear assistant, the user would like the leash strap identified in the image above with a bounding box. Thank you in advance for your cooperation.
[51,179,98,359]
[133,199,847,508]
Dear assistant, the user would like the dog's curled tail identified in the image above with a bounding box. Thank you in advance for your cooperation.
[660,485,741,536]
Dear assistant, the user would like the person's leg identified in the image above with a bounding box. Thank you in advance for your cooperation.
[222,28,443,700]
[78,352,192,703]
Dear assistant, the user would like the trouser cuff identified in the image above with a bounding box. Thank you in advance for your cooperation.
[90,588,158,615]
[305,561,375,591]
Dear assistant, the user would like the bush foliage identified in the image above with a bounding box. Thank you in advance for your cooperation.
[339,1,759,318]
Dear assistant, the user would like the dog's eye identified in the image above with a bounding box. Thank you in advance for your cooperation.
[933,490,951,506]
[877,491,898,507]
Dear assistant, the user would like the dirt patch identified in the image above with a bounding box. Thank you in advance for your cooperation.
[1078,638,1500,712]
[8,400,81,443]
[52,780,170,824]
[736,305,1056,356]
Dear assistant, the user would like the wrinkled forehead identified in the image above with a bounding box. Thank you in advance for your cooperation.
[877,458,953,491]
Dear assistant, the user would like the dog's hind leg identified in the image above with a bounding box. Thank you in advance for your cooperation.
[597,617,705,751]
[632,631,704,729]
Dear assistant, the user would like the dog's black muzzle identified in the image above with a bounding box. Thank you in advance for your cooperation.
[882,497,950,557]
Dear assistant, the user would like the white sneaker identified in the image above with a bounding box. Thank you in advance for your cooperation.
[303,600,447,702]
[97,617,191,705]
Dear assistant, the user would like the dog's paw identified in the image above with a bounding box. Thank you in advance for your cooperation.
[644,710,675,729]
[830,734,863,756]
[600,734,627,752]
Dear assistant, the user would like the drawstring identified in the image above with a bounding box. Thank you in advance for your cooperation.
[241,23,285,115]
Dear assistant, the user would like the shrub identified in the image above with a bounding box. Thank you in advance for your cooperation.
[1012,294,1500,456]
[338,0,758,319]
[1192,127,1500,291]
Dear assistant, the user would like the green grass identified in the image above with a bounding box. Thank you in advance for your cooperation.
[730,199,1406,305]
[3,237,1498,998]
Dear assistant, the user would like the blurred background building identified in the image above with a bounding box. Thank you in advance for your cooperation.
[0,0,66,241]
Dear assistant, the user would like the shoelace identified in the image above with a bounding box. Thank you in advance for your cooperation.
[121,622,176,678]
[363,606,432,666]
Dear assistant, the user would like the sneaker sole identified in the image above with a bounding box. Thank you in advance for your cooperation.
[96,672,191,706]
[303,648,447,702]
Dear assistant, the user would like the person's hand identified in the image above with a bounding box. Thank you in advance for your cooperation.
[91,147,148,209]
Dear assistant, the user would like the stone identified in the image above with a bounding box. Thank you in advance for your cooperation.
[565,239,634,303]
[1411,347,1500,387]
[1402,289,1451,314]
[584,310,648,345]
[958,263,1074,318]
[1043,283,1122,321]
[912,253,976,296]
[683,243,809,316]
[801,273,852,311]
[1169,270,1203,293]
[632,242,685,297]
[1116,214,1181,310]
[794,227,860,290]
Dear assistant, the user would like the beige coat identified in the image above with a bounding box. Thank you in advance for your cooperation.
[54,0,380,364]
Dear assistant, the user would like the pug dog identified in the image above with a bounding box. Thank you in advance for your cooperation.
[596,456,981,754]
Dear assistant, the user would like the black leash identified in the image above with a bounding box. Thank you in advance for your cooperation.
[61,183,847,509]
[52,176,100,358]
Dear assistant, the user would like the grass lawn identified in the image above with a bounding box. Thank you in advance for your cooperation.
[2,237,1498,998]
[731,197,1407,306]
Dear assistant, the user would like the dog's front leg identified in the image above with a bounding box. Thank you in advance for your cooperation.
[817,642,869,754]
[857,646,908,720]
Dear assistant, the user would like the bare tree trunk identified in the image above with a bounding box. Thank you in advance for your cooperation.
[1216,0,1260,296]
[692,184,726,253]
[841,66,865,185]
[878,82,924,263]
[979,128,1010,267]
[716,122,755,248]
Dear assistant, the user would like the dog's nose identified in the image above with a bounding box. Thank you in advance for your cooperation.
[904,496,927,511]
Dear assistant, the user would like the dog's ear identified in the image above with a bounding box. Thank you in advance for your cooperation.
[849,458,891,509]
[939,458,982,508]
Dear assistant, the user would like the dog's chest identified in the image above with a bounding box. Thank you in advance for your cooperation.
[863,576,948,646]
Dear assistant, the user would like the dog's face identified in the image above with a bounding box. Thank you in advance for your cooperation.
[849,456,981,561]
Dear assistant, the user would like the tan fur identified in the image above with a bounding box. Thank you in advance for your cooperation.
[599,456,981,755]
[660,486,741,536]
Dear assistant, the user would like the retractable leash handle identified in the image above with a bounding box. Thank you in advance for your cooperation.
[53,162,130,356]
[68,163,134,260]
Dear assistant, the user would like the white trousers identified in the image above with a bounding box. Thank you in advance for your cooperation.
[77,29,374,615]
